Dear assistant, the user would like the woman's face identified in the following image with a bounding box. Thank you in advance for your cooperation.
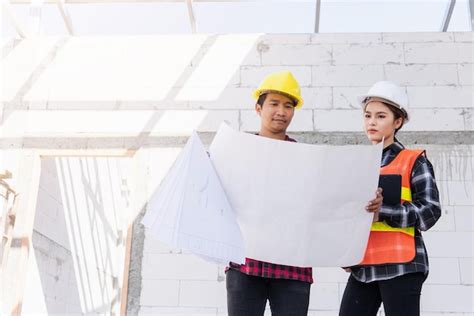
[364,101,403,146]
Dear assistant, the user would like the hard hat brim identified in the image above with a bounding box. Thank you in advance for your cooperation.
[358,94,409,122]
[253,89,304,109]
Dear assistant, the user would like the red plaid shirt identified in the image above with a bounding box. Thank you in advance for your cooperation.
[226,134,313,284]
[228,259,313,283]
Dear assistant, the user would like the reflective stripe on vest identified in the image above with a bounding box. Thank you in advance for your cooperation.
[359,148,424,265]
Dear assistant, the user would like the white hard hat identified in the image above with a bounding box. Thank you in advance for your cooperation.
[358,81,409,122]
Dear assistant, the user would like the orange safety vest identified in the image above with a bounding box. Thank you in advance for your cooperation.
[359,149,425,265]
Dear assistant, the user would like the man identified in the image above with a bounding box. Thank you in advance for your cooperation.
[225,71,383,316]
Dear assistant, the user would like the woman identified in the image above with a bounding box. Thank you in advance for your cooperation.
[339,81,441,316]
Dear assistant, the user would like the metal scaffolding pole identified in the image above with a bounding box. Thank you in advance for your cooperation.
[470,0,474,31]
[314,0,321,33]
[441,0,456,32]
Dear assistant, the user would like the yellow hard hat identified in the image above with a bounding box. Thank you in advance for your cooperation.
[252,71,304,109]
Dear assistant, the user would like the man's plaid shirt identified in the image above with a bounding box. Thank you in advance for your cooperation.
[227,134,313,284]
[228,259,313,283]
[351,140,441,283]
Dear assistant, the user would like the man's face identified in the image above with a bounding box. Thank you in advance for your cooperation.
[256,93,295,134]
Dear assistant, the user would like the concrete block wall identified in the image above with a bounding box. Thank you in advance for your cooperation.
[139,147,474,316]
[21,158,82,315]
[420,145,473,315]
[136,32,473,316]
[0,32,471,315]
[1,33,471,142]
[21,157,134,315]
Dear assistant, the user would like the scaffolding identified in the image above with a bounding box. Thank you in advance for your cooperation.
[0,171,18,274]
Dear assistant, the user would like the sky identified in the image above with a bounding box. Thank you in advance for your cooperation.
[1,0,472,38]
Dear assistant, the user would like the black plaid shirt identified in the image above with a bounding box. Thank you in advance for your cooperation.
[351,140,441,283]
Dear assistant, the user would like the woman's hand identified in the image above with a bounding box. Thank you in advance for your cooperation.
[366,188,383,222]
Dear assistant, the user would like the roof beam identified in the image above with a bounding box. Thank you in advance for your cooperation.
[470,0,474,31]
[56,0,75,35]
[441,0,456,32]
[2,3,28,38]
[314,0,321,33]
[29,2,43,36]
[0,170,13,181]
[9,0,267,3]
[186,0,196,33]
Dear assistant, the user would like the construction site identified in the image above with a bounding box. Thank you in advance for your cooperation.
[1,0,473,315]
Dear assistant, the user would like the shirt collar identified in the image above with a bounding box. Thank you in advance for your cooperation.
[383,138,404,155]
[255,133,296,142]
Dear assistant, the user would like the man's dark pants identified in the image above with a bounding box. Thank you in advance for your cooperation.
[226,268,311,316]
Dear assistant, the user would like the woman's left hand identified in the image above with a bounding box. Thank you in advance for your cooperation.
[366,188,383,214]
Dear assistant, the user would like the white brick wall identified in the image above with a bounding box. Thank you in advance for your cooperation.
[139,144,473,315]
[259,43,331,66]
[332,87,370,109]
[313,109,363,132]
[458,63,473,85]
[405,109,471,131]
[422,285,473,313]
[241,66,312,87]
[140,280,180,307]
[2,32,471,315]
[22,157,134,315]
[262,34,312,45]
[303,87,333,109]
[137,33,472,315]
[407,86,473,108]
[312,65,385,87]
[308,283,340,311]
[426,258,461,285]
[142,254,218,280]
[384,64,459,86]
[382,32,455,43]
[313,33,383,44]
[404,43,473,64]
[179,281,227,308]
[455,206,474,232]
[2,33,471,136]
[332,43,404,65]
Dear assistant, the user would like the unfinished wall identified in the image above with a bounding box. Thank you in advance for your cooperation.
[133,33,473,316]
[0,32,472,315]
[20,157,134,315]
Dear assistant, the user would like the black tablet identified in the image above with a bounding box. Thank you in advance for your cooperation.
[378,174,402,205]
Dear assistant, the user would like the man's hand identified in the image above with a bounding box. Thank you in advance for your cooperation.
[366,188,383,222]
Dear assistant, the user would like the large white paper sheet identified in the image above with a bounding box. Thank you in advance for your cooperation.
[209,123,382,267]
[142,132,245,264]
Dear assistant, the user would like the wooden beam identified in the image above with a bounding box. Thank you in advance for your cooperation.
[2,3,28,38]
[1,152,41,316]
[119,224,133,315]
[0,170,13,180]
[186,0,196,33]
[56,0,75,35]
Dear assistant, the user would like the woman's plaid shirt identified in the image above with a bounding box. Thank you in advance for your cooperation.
[227,134,313,284]
[351,140,441,283]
